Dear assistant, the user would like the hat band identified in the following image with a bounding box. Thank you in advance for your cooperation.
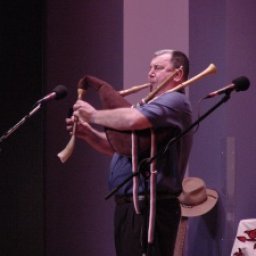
[180,194,217,208]
[180,197,207,208]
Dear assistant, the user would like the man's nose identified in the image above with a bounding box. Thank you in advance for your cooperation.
[148,68,155,77]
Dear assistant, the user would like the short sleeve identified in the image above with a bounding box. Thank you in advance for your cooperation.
[137,91,192,131]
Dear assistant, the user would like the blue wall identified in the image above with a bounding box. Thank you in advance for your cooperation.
[188,0,256,255]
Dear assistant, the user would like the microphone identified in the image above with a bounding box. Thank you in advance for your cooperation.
[36,85,68,104]
[204,76,250,99]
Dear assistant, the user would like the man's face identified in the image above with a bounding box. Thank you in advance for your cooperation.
[148,53,174,88]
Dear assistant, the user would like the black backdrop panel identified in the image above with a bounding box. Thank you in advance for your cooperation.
[0,1,44,256]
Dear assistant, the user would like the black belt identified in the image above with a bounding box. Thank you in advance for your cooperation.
[115,194,177,205]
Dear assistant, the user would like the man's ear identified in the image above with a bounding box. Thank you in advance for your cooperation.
[173,68,184,83]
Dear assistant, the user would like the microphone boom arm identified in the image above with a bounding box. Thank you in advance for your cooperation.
[0,103,42,145]
[0,85,67,148]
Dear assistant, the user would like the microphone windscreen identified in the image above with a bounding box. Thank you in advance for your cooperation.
[53,85,68,100]
[232,76,250,92]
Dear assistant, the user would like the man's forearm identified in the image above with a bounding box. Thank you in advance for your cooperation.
[90,108,152,131]
[77,125,114,156]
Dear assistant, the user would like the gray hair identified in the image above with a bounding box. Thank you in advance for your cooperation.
[154,49,174,57]
[153,49,189,79]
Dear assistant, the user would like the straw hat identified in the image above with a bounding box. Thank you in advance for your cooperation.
[178,177,218,217]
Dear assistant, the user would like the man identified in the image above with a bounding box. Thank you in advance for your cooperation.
[66,49,192,256]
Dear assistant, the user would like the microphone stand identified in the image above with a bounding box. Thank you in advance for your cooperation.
[105,92,231,200]
[0,103,42,150]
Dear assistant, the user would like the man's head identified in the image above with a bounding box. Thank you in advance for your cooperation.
[148,49,189,91]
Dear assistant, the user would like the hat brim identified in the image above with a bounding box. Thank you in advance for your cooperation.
[179,188,218,217]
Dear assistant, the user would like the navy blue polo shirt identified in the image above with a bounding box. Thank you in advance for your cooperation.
[108,91,192,196]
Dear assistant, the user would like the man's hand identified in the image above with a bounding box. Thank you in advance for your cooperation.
[65,113,114,156]
[73,99,96,124]
[66,115,93,139]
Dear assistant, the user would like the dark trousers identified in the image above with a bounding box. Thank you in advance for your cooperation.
[114,197,181,256]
